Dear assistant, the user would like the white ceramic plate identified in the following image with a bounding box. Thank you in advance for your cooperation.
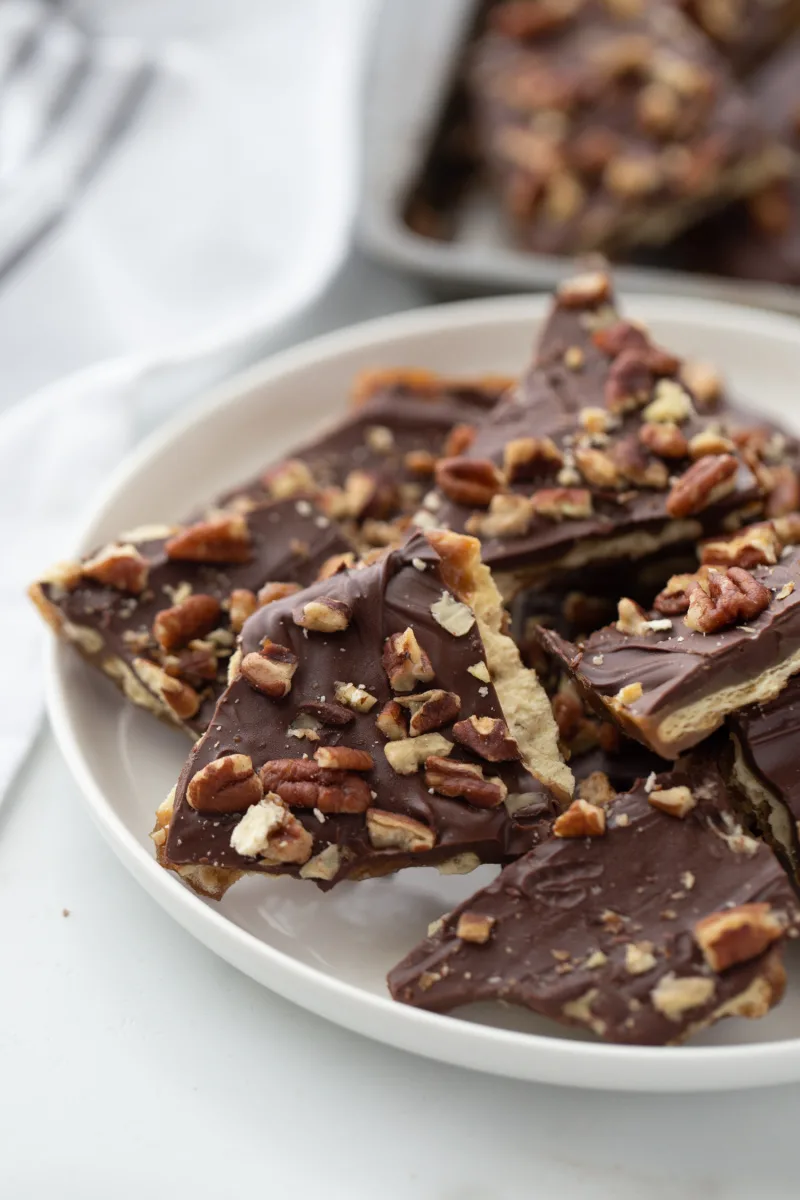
[46,294,800,1092]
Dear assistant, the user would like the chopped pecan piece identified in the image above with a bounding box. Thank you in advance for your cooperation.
[653,567,711,615]
[333,680,378,713]
[577,771,616,807]
[313,746,374,771]
[395,689,461,736]
[81,543,149,593]
[556,271,612,309]
[700,523,781,569]
[376,700,409,740]
[365,809,436,853]
[694,903,785,972]
[240,639,298,697]
[466,493,533,538]
[259,758,372,813]
[604,349,654,414]
[424,755,507,808]
[132,657,200,720]
[530,487,592,520]
[684,567,770,633]
[430,591,475,636]
[688,429,735,459]
[443,423,477,458]
[187,753,263,814]
[451,715,520,762]
[615,596,650,635]
[382,627,435,692]
[503,436,563,482]
[648,785,696,818]
[642,380,694,424]
[665,454,738,518]
[299,700,354,727]
[153,594,221,653]
[611,435,669,489]
[434,457,504,508]
[228,588,258,633]
[317,553,356,581]
[292,596,352,633]
[404,450,437,476]
[575,447,620,489]
[257,581,303,607]
[165,513,251,564]
[680,360,723,409]
[766,464,800,519]
[638,421,688,459]
[230,795,312,864]
[261,458,316,498]
[456,912,496,944]
[553,799,606,837]
[384,733,454,775]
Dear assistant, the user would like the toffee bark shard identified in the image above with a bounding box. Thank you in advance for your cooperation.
[156,531,571,900]
[431,270,798,599]
[30,499,352,739]
[468,0,787,257]
[388,759,799,1046]
[539,553,800,759]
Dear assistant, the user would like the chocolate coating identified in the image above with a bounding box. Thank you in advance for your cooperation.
[37,498,350,737]
[680,0,800,74]
[389,758,798,1045]
[165,532,558,887]
[540,554,800,757]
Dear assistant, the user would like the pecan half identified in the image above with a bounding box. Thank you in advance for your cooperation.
[553,798,606,837]
[435,457,504,508]
[228,588,258,633]
[132,657,200,720]
[365,809,436,853]
[451,715,520,762]
[665,454,738,518]
[638,421,688,460]
[292,596,352,633]
[153,594,222,653]
[424,755,507,808]
[187,753,263,814]
[395,689,461,736]
[684,567,770,633]
[430,591,475,637]
[404,450,437,476]
[694,903,785,972]
[240,639,298,697]
[165,513,251,564]
[530,487,592,520]
[700,523,781,569]
[376,700,409,740]
[653,568,711,615]
[313,746,374,771]
[503,436,563,482]
[382,627,435,692]
[81,543,149,593]
[259,758,372,813]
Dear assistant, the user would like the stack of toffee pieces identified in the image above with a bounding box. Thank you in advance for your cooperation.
[32,269,800,1046]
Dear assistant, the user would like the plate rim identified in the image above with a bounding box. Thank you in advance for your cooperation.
[45,291,800,1092]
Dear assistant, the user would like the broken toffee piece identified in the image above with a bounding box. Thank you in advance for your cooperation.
[431,269,790,598]
[156,530,571,899]
[469,0,786,257]
[540,551,800,759]
[729,673,800,886]
[389,759,799,1046]
[222,369,510,549]
[30,498,351,739]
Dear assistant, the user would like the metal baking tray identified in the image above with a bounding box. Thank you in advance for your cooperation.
[358,0,800,313]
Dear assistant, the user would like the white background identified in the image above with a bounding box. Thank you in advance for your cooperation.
[3,253,800,1199]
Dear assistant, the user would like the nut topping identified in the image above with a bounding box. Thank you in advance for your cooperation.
[424,755,508,808]
[665,454,739,518]
[395,689,461,736]
[615,597,649,635]
[313,746,374,771]
[452,715,520,762]
[648,785,696,818]
[299,700,354,726]
[334,680,378,713]
[650,973,715,1020]
[165,513,251,564]
[292,596,352,633]
[365,809,436,853]
[153,594,222,653]
[262,458,316,499]
[684,567,770,633]
[435,457,504,508]
[456,912,496,944]
[132,657,200,720]
[444,423,478,458]
[638,421,688,459]
[81,543,149,594]
[240,639,299,697]
[466,493,533,539]
[228,588,258,633]
[384,733,454,775]
[430,591,476,637]
[503,436,563,482]
[187,753,263,814]
[694,903,785,972]
[259,758,372,813]
[556,271,612,309]
[574,447,620,489]
[530,487,592,520]
[553,799,606,837]
[577,771,616,807]
[382,627,435,692]
[376,700,409,740]
[653,567,711,615]
[688,429,735,459]
[257,581,303,607]
[700,523,781,570]
[230,795,312,864]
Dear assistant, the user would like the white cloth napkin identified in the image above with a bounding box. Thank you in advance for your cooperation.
[0,0,378,800]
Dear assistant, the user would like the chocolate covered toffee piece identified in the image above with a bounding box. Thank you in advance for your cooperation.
[155,530,572,899]
[223,369,510,550]
[389,759,799,1045]
[728,673,800,885]
[468,0,786,256]
[540,540,800,759]
[430,270,796,598]
[30,498,351,739]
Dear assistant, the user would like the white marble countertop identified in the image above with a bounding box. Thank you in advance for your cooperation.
[5,254,800,1200]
